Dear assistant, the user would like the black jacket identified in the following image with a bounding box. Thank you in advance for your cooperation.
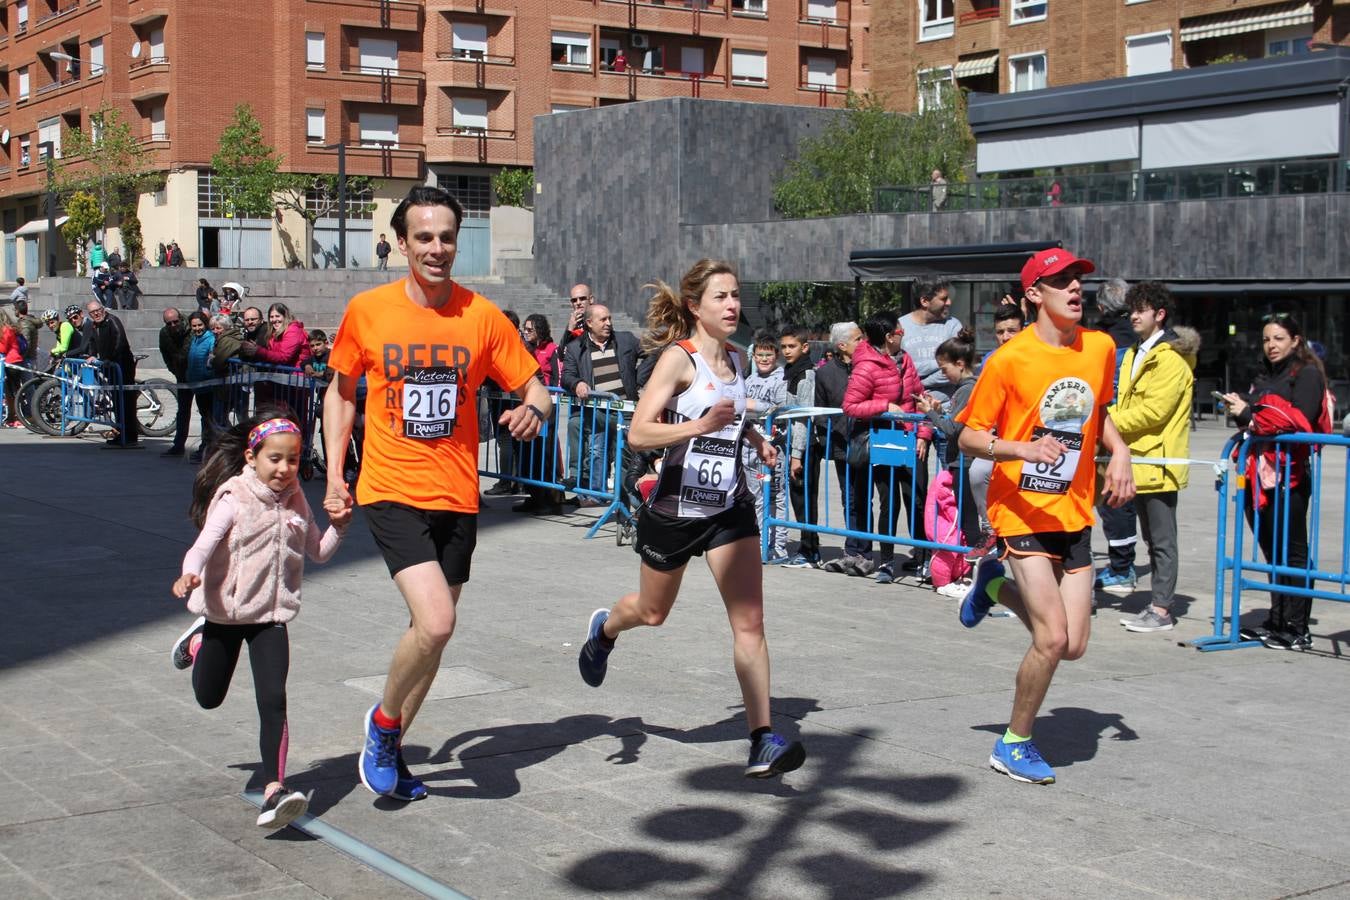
[90,313,134,371]
[813,357,851,459]
[159,323,189,380]
[1237,355,1326,431]
[562,330,640,400]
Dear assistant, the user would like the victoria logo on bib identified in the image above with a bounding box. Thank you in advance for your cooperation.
[1019,377,1094,495]
[402,366,459,439]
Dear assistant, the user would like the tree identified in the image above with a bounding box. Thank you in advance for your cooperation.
[772,90,974,219]
[274,174,377,269]
[53,103,163,267]
[211,104,284,221]
[492,167,534,208]
[61,191,103,276]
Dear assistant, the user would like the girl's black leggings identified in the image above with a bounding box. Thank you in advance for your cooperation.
[192,621,290,785]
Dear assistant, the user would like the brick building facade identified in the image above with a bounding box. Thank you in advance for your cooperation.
[0,0,872,278]
[874,0,1350,114]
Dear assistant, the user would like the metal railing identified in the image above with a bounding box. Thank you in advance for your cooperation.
[878,157,1346,213]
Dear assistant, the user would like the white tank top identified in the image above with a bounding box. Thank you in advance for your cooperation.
[650,340,749,519]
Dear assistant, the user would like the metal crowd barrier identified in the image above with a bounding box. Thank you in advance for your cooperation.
[216,360,322,464]
[477,386,634,539]
[1193,432,1350,652]
[763,406,974,564]
[59,358,127,444]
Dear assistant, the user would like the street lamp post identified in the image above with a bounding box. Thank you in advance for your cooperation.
[38,140,56,277]
[323,142,347,268]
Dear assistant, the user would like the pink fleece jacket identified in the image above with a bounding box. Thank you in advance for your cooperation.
[182,466,343,624]
[252,320,314,369]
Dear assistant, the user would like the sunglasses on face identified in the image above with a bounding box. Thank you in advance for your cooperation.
[1036,270,1081,290]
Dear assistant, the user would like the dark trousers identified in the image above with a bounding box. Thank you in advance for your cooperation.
[171,384,194,450]
[192,621,290,785]
[788,451,821,555]
[194,389,221,451]
[113,358,138,442]
[847,461,929,562]
[1135,491,1179,612]
[1098,498,1138,572]
[1244,482,1313,635]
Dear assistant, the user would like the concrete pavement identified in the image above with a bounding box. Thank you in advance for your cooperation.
[1,418,1348,899]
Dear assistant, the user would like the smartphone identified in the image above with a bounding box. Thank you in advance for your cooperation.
[1211,391,1228,402]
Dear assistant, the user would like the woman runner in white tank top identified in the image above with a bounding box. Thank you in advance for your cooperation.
[575,259,806,779]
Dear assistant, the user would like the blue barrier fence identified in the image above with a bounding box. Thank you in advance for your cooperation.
[762,406,976,566]
[58,358,127,443]
[477,387,634,539]
[1193,432,1350,652]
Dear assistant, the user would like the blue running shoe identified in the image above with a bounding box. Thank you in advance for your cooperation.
[391,751,428,802]
[1094,566,1137,595]
[359,705,400,796]
[578,608,613,687]
[745,732,806,778]
[989,737,1055,785]
[960,557,1005,628]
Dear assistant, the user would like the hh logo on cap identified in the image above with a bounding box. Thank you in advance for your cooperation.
[1042,254,1059,266]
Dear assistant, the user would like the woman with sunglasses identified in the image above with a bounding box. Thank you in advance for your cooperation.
[1221,313,1328,651]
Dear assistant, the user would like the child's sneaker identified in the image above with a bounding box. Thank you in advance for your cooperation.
[171,616,206,670]
[256,786,311,829]
[745,732,806,778]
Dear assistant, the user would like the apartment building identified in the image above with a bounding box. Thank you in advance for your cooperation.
[0,0,870,279]
[874,0,1347,114]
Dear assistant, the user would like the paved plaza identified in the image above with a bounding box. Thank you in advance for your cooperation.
[1,419,1348,899]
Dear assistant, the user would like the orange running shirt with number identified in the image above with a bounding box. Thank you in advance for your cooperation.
[956,326,1116,538]
[328,279,539,512]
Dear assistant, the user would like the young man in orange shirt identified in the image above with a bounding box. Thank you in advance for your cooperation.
[324,186,553,801]
[955,248,1135,785]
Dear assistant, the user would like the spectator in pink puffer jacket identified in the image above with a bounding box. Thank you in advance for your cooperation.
[243,303,314,417]
[841,310,933,584]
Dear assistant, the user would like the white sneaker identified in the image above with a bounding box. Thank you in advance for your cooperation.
[936,580,972,599]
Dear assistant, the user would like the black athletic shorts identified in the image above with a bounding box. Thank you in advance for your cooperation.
[364,501,478,585]
[634,494,760,572]
[998,527,1092,574]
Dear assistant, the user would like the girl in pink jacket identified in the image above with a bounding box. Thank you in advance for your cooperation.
[170,408,351,830]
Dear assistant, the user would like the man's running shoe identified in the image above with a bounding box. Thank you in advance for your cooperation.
[392,752,429,802]
[960,557,1004,628]
[745,733,806,778]
[171,616,206,670]
[784,553,821,569]
[256,787,311,829]
[1123,609,1175,633]
[578,608,613,687]
[1263,630,1312,651]
[1094,566,1137,595]
[359,705,400,796]
[989,738,1055,785]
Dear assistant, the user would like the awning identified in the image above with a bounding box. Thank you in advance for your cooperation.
[1179,1,1312,42]
[954,52,999,79]
[14,215,68,236]
[849,241,1060,281]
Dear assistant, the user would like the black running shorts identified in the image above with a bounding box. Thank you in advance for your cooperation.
[364,501,478,585]
[998,527,1092,574]
[634,494,760,572]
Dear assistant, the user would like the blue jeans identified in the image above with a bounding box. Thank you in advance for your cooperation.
[568,410,616,492]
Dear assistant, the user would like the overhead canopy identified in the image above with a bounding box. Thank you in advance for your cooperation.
[14,215,68,236]
[1180,1,1312,42]
[849,241,1060,281]
[1140,98,1338,168]
[954,52,999,79]
[977,118,1139,173]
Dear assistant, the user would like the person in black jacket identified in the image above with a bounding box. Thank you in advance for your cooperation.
[816,321,872,574]
[159,307,193,456]
[562,303,640,500]
[85,299,138,445]
[1093,277,1139,596]
[1222,313,1328,651]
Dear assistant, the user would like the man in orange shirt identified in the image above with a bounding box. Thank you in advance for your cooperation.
[324,186,552,801]
[955,248,1135,785]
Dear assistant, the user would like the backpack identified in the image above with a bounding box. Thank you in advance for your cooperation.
[16,333,28,357]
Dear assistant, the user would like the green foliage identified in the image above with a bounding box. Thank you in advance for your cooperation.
[772,90,974,219]
[53,103,163,254]
[492,167,534,208]
[756,281,910,331]
[1206,53,1248,65]
[61,191,103,276]
[211,104,284,219]
[120,212,143,267]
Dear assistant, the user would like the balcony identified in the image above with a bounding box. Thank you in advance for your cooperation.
[798,80,849,106]
[129,58,169,102]
[959,2,1000,24]
[305,141,424,179]
[306,0,423,32]
[428,52,515,90]
[600,0,726,37]
[138,133,170,150]
[35,2,81,29]
[33,76,81,100]
[319,65,424,105]
[798,17,849,50]
[428,127,519,165]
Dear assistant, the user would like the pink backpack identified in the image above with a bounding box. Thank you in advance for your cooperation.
[924,469,971,587]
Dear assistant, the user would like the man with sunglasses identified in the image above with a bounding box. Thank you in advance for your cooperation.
[85,299,139,445]
[560,284,592,349]
[954,248,1135,785]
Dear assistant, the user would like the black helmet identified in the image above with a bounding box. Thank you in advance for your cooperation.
[64,304,83,320]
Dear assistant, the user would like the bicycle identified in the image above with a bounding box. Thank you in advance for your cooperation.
[25,355,178,438]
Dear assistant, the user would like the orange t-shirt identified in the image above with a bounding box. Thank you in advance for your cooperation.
[956,326,1116,538]
[327,279,540,512]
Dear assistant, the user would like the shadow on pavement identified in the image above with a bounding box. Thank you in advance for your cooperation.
[972,706,1139,767]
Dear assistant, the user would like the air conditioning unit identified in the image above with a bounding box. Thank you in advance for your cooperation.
[630,33,649,49]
